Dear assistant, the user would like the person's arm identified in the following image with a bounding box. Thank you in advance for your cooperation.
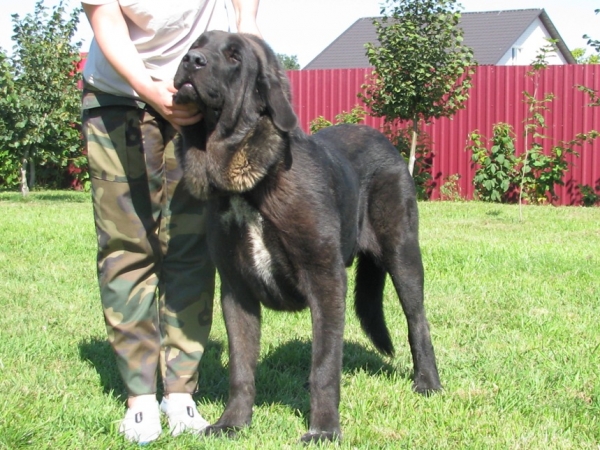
[82,2,201,126]
[232,0,261,37]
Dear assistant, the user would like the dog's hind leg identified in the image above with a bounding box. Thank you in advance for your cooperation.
[354,252,394,357]
[370,169,441,394]
[204,279,261,437]
[381,209,442,394]
[385,235,441,394]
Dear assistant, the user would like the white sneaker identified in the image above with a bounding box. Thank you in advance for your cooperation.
[118,396,162,444]
[160,394,209,437]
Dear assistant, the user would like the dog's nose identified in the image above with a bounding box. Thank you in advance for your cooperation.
[182,49,207,70]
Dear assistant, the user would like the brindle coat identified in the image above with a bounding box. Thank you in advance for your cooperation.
[173,30,441,443]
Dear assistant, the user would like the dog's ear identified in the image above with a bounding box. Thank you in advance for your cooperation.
[259,70,298,132]
[247,36,298,132]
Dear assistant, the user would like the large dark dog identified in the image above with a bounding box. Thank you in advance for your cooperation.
[173,30,441,443]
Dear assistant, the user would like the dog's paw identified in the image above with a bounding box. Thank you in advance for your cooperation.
[300,430,341,445]
[413,367,442,395]
[414,385,443,397]
[413,379,443,396]
[203,424,241,439]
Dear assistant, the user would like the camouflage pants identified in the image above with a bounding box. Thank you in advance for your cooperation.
[82,100,215,397]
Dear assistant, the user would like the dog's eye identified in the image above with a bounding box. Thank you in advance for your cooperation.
[225,46,241,63]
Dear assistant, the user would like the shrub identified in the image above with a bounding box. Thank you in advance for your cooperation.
[467,123,519,203]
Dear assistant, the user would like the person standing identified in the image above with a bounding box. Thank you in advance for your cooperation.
[80,0,261,443]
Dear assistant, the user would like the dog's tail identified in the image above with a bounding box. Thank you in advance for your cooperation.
[354,253,394,357]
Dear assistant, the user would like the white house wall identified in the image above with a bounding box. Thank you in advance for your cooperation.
[497,17,568,65]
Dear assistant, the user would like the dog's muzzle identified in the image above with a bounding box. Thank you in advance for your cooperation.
[174,49,209,103]
[181,49,207,71]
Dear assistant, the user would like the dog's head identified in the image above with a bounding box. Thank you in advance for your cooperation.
[173,30,297,199]
[175,30,297,133]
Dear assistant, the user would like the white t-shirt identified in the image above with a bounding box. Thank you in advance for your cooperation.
[82,0,233,98]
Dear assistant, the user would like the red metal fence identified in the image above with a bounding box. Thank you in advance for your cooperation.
[287,66,600,205]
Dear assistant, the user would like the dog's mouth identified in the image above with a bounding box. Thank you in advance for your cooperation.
[175,81,199,104]
[175,80,222,132]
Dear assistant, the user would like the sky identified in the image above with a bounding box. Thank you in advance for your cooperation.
[0,0,598,68]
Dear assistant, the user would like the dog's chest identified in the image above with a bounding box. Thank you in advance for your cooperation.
[220,196,276,288]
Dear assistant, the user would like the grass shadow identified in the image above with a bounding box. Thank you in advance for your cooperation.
[78,338,127,402]
[195,338,400,426]
[0,191,91,203]
[485,209,502,217]
[0,191,89,203]
[33,192,89,202]
[80,335,407,426]
[78,337,228,404]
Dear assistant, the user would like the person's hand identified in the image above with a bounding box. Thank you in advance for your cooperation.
[139,79,202,128]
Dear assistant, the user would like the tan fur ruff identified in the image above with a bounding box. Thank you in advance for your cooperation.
[225,120,283,192]
[182,117,285,199]
[227,144,263,192]
[210,117,285,194]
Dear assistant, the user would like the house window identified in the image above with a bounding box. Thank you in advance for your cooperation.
[511,47,522,65]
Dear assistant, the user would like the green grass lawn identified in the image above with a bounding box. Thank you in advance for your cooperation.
[0,191,598,449]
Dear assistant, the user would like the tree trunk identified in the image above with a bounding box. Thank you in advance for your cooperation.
[29,157,36,190]
[20,146,30,197]
[20,159,29,197]
[408,117,418,176]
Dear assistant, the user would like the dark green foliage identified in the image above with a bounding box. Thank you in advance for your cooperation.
[469,41,599,207]
[360,0,475,175]
[520,145,575,205]
[468,124,519,203]
[578,84,600,107]
[468,126,585,206]
[309,105,368,134]
[468,125,595,206]
[0,1,86,192]
[277,53,300,70]
[578,184,600,206]
[387,125,433,200]
[362,0,474,122]
[0,51,21,188]
[468,129,597,206]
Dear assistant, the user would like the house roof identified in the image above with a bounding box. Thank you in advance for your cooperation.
[303,8,575,69]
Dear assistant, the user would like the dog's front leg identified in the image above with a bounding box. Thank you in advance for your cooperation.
[205,281,261,437]
[301,270,346,444]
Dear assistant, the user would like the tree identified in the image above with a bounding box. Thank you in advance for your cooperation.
[277,53,300,70]
[0,1,83,195]
[360,0,474,175]
[571,48,600,64]
[0,51,21,189]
